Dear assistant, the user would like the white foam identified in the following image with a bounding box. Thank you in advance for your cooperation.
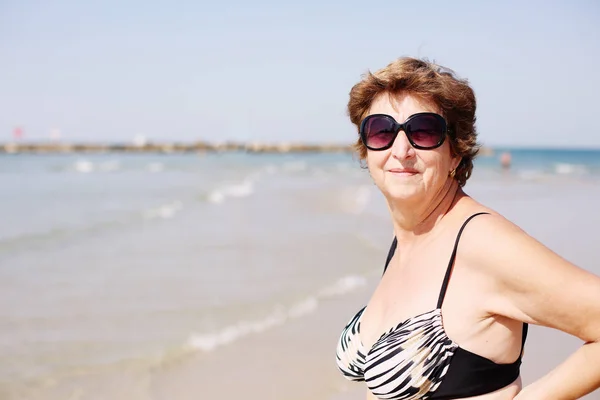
[188,313,285,352]
[318,275,367,298]
[206,179,254,205]
[517,169,546,181]
[554,163,587,175]
[225,180,254,197]
[207,191,225,204]
[143,201,183,219]
[287,297,318,318]
[74,160,94,173]
[187,275,368,353]
[187,305,289,352]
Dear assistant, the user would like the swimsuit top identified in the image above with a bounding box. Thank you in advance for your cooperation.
[336,212,528,400]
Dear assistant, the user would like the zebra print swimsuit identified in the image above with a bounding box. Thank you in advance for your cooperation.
[336,213,528,400]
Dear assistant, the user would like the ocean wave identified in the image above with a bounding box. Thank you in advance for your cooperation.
[0,274,370,395]
[74,159,94,173]
[71,159,122,173]
[49,159,168,174]
[206,179,254,205]
[553,163,588,175]
[142,201,183,220]
[186,307,288,352]
[516,169,548,181]
[0,199,186,254]
[318,275,368,297]
[515,163,591,182]
[187,274,366,353]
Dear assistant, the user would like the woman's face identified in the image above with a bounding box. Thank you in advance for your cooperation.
[365,92,460,204]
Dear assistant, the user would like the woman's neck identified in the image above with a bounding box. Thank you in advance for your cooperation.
[388,180,462,244]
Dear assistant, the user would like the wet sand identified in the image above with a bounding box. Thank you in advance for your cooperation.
[3,170,600,400]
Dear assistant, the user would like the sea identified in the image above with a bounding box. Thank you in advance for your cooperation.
[1,148,599,399]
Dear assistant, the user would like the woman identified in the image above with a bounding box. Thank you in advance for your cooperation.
[335,57,600,399]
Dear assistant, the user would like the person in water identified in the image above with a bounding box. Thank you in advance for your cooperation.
[335,57,600,400]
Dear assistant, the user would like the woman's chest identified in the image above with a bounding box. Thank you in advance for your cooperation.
[359,253,449,347]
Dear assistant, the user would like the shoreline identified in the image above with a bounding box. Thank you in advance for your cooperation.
[0,141,496,155]
[1,141,354,154]
[1,156,599,400]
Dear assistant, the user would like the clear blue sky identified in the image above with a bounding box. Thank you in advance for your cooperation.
[1,0,599,147]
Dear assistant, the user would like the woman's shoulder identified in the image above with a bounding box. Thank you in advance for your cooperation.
[447,196,525,244]
[445,198,534,275]
[451,200,600,340]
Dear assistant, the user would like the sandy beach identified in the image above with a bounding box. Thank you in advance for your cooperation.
[1,151,600,400]
[2,0,600,397]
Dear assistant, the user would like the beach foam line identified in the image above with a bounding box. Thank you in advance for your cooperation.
[318,275,369,298]
[553,162,588,176]
[515,163,594,182]
[186,274,367,353]
[71,159,122,173]
[201,162,328,205]
[0,199,187,255]
[142,201,183,220]
[73,159,94,173]
[49,159,165,174]
[206,179,255,205]
[71,159,173,174]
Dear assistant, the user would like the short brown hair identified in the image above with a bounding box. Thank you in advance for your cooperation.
[347,57,480,187]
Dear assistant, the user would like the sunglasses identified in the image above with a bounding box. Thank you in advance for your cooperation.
[359,112,448,151]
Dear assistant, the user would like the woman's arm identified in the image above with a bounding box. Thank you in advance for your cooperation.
[461,215,600,400]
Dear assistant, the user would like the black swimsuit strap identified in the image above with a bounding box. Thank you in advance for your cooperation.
[382,237,398,275]
[520,319,529,357]
[436,212,491,308]
[437,212,529,357]
[381,212,528,357]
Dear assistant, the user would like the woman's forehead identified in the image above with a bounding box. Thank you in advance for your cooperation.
[369,92,440,118]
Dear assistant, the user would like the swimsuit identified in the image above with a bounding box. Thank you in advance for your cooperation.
[336,212,528,399]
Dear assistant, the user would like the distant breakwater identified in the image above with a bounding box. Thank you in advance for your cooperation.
[0,142,495,156]
[0,141,356,154]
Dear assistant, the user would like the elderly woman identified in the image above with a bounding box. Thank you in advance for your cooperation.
[335,57,600,400]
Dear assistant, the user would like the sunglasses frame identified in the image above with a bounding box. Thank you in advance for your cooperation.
[359,112,448,151]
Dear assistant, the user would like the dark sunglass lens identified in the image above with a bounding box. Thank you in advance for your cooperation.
[406,115,445,148]
[364,116,397,149]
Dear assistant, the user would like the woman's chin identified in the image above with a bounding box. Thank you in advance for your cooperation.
[382,186,423,203]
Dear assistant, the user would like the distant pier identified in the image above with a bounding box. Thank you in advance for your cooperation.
[0,141,355,154]
[1,141,496,156]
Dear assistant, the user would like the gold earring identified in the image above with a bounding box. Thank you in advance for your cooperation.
[449,168,456,179]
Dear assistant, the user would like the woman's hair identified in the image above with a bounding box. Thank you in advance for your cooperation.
[347,57,480,187]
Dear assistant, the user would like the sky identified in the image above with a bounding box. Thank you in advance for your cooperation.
[1,0,599,148]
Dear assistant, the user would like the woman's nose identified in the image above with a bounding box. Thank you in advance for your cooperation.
[390,130,416,160]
